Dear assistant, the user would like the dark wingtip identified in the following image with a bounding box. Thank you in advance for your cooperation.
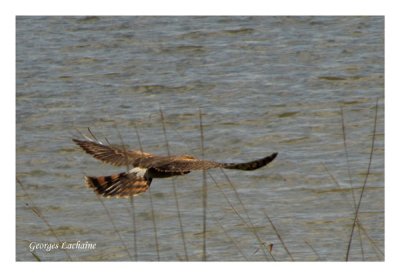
[223,152,278,171]
[72,139,87,152]
[72,138,82,145]
[264,152,278,166]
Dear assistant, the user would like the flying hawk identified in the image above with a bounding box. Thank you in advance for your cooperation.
[73,138,278,198]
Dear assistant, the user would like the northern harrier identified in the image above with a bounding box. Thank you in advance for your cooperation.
[73,138,278,198]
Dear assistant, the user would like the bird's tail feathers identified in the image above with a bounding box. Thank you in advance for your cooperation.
[85,171,151,198]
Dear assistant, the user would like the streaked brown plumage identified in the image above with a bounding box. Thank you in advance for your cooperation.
[73,138,278,198]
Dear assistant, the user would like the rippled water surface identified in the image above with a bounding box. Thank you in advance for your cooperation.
[16,16,384,261]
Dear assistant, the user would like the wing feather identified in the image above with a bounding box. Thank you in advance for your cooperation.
[73,139,153,167]
[152,153,278,173]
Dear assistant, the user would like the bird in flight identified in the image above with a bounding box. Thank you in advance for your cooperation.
[73,138,278,198]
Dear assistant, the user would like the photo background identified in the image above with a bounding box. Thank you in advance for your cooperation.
[16,16,384,261]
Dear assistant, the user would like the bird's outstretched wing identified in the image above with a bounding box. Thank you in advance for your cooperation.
[73,139,153,167]
[73,138,278,173]
[151,152,278,173]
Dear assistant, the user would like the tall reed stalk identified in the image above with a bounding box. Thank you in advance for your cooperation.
[86,128,134,260]
[17,177,72,261]
[345,98,379,261]
[199,109,208,261]
[159,108,189,261]
[219,170,271,260]
[340,106,365,259]
[264,210,294,261]
[133,124,161,261]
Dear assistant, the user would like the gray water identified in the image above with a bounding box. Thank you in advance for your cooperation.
[16,16,384,261]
